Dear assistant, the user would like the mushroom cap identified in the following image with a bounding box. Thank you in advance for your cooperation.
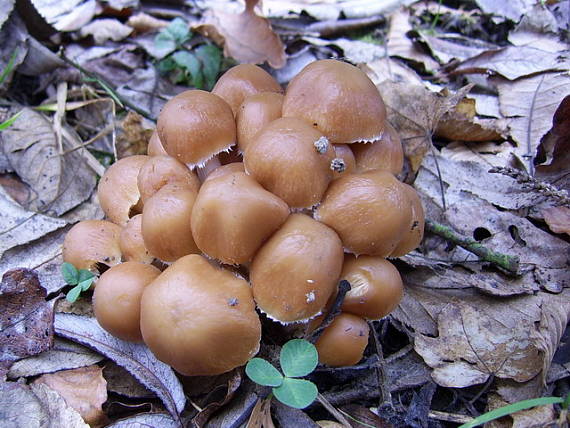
[236,92,283,152]
[282,59,386,144]
[157,90,236,167]
[119,214,153,264]
[390,183,425,257]
[147,130,168,157]
[191,170,289,265]
[352,122,403,175]
[93,262,161,342]
[62,220,122,271]
[97,155,148,227]
[315,170,412,257]
[315,313,369,367]
[205,162,245,181]
[244,117,335,208]
[212,64,282,115]
[331,144,356,180]
[140,254,262,376]
[340,255,403,320]
[141,185,200,262]
[137,156,200,204]
[251,214,344,323]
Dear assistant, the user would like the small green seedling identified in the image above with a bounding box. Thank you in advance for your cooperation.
[246,339,319,409]
[61,262,96,302]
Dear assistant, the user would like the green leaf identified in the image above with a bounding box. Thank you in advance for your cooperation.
[563,392,570,410]
[78,277,95,291]
[154,33,177,58]
[0,110,23,131]
[459,396,564,428]
[272,378,317,409]
[280,339,318,378]
[156,57,177,74]
[172,51,203,88]
[66,285,82,303]
[195,44,221,90]
[245,358,283,387]
[0,49,19,86]
[78,269,94,282]
[165,17,190,45]
[61,262,79,285]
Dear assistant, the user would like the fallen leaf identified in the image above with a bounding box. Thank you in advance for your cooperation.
[508,3,567,53]
[106,413,180,428]
[272,400,318,427]
[469,93,502,118]
[192,369,242,427]
[404,382,436,427]
[196,0,286,68]
[0,0,14,30]
[486,392,556,428]
[206,383,259,428]
[80,18,133,44]
[304,37,386,65]
[440,141,517,169]
[30,0,97,31]
[342,403,394,428]
[34,365,107,426]
[418,32,498,64]
[116,111,154,158]
[543,206,570,235]
[452,46,569,80]
[8,337,104,379]
[103,362,153,398]
[360,57,425,87]
[0,268,55,377]
[126,12,169,33]
[54,313,186,422]
[473,0,535,22]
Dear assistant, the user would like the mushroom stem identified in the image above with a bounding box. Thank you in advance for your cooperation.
[195,157,222,183]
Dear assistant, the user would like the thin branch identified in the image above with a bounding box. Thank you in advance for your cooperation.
[316,394,352,428]
[368,321,393,409]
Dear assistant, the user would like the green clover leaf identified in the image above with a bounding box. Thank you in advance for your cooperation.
[245,358,283,387]
[272,378,318,409]
[280,339,318,378]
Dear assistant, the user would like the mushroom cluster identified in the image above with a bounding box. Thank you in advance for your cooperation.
[62,59,424,374]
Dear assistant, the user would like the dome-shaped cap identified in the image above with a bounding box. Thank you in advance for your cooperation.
[236,92,283,152]
[390,183,425,257]
[147,130,168,157]
[119,214,153,264]
[352,122,403,175]
[315,313,369,367]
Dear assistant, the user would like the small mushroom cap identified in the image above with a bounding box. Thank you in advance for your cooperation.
[236,92,283,152]
[141,185,200,262]
[331,144,356,180]
[62,220,122,271]
[315,313,370,367]
[147,130,168,157]
[244,117,335,208]
[340,255,403,320]
[352,122,404,175]
[93,262,161,342]
[282,59,386,144]
[157,90,236,167]
[212,64,282,115]
[140,254,262,376]
[205,162,245,181]
[251,214,344,323]
[98,155,148,227]
[137,156,200,204]
[119,214,153,264]
[315,170,412,257]
[192,170,289,265]
[390,183,425,257]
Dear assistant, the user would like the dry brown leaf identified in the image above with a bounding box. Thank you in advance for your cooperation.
[34,365,108,426]
[126,12,169,33]
[116,111,154,158]
[508,3,567,52]
[419,32,497,64]
[360,57,424,86]
[543,206,570,235]
[79,18,133,44]
[196,0,286,68]
[30,0,97,32]
[486,392,556,428]
[473,0,534,22]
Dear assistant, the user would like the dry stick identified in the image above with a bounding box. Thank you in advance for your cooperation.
[305,280,351,343]
[273,15,385,37]
[425,219,520,274]
[316,394,352,428]
[368,321,393,409]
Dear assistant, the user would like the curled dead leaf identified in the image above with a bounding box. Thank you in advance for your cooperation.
[542,206,570,235]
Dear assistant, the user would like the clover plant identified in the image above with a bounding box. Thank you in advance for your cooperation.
[61,262,96,302]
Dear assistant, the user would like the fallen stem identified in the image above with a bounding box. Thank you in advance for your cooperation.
[316,393,352,428]
[368,321,393,409]
[425,219,520,274]
[305,280,351,343]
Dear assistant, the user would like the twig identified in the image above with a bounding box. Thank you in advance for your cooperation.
[316,393,352,428]
[425,219,520,274]
[305,280,351,343]
[428,410,473,424]
[489,166,570,206]
[273,15,385,37]
[368,321,393,409]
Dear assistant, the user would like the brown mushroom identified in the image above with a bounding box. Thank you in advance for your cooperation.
[191,169,289,265]
[140,254,262,376]
[315,313,370,367]
[390,183,425,257]
[282,59,386,144]
[314,170,412,257]
[93,262,161,342]
[212,64,282,115]
[251,214,344,323]
[62,220,122,272]
[340,255,403,320]
[236,92,283,153]
[351,122,404,175]
[147,130,168,157]
[119,214,153,264]
[331,144,356,180]
[244,117,335,208]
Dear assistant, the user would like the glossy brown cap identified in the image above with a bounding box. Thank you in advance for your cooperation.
[315,171,412,257]
[315,313,369,367]
[62,220,122,271]
[236,92,283,152]
[98,155,148,227]
[352,122,404,175]
[141,185,200,262]
[137,156,200,204]
[282,60,386,144]
[119,214,153,264]
[244,117,335,208]
[331,144,356,180]
[157,90,236,167]
[192,170,289,265]
[212,64,282,115]
[93,262,161,342]
[251,214,344,323]
[390,183,425,257]
[205,162,245,181]
[140,254,262,376]
[340,255,403,320]
[147,130,168,156]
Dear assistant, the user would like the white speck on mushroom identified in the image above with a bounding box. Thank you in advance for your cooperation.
[313,136,329,154]
[306,291,315,303]
[228,298,239,306]
[330,158,346,173]
[307,279,315,284]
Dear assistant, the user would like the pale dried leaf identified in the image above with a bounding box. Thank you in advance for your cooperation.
[54,314,186,422]
[452,46,569,80]
[196,1,286,68]
[34,365,107,426]
[508,4,567,53]
[360,57,424,87]
[487,392,556,428]
[469,93,502,118]
[304,37,385,65]
[543,206,570,235]
[103,362,153,398]
[80,19,133,44]
[440,141,517,168]
[126,12,169,33]
[8,338,104,379]
[419,32,497,64]
[30,382,89,428]
[31,0,96,32]
[0,0,14,30]
[107,413,180,428]
[0,382,50,427]
[474,0,535,22]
